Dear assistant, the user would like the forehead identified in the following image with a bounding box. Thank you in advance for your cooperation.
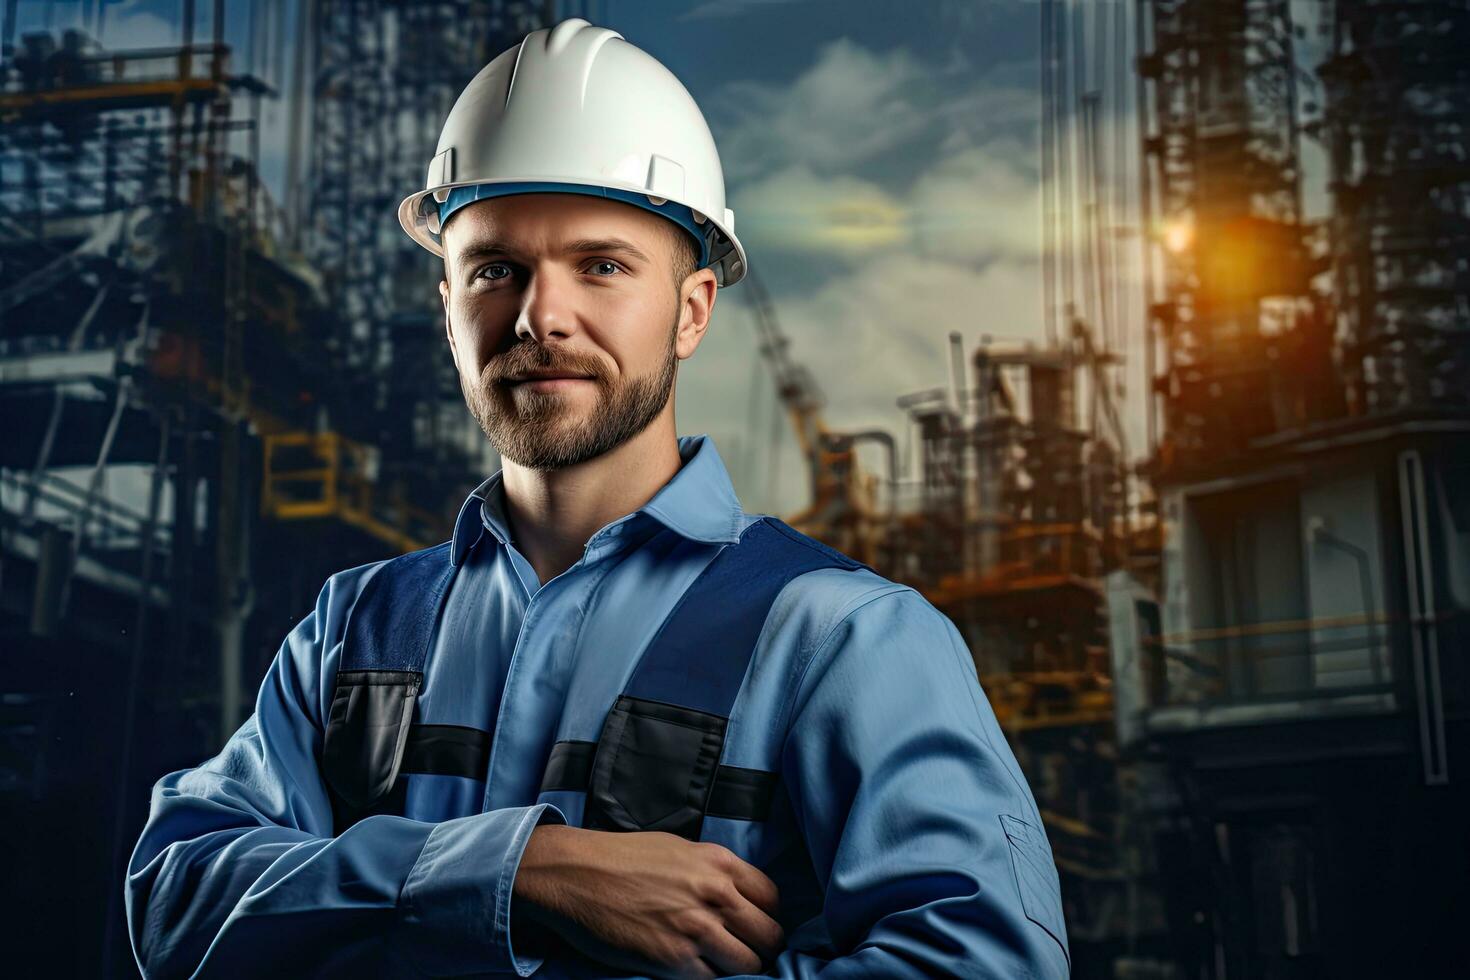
[441,192,670,259]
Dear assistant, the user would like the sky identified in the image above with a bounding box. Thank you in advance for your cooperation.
[615,0,1085,513]
[11,0,1181,518]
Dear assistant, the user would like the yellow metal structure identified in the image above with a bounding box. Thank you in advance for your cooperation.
[262,432,440,555]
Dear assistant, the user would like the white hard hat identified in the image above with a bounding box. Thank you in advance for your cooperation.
[397,17,747,288]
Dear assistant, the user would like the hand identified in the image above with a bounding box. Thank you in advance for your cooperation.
[512,824,785,979]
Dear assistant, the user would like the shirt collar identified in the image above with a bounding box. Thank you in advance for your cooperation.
[450,433,744,566]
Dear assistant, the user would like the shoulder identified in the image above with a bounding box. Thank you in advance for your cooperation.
[740,513,926,612]
[284,541,451,723]
[315,540,452,629]
[307,548,425,641]
[740,514,951,669]
[742,515,976,670]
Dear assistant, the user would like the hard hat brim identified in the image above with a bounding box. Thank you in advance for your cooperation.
[398,178,747,288]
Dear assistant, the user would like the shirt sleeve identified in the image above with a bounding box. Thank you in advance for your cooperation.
[733,587,1071,979]
[123,570,567,979]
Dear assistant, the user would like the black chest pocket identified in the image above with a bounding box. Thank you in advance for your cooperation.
[537,517,869,842]
[322,669,494,835]
[321,669,420,833]
[583,695,726,842]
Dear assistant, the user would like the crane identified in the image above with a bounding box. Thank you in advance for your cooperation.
[741,271,895,567]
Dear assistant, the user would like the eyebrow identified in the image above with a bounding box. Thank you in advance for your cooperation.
[457,237,653,266]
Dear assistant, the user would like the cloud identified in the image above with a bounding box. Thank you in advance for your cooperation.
[731,165,911,258]
[712,32,1048,274]
[729,135,1047,275]
[764,251,1045,432]
[908,138,1043,264]
[678,0,814,21]
[682,29,1150,511]
[98,7,179,50]
[678,248,1049,512]
[708,33,1036,179]
[712,38,936,181]
[729,138,1045,274]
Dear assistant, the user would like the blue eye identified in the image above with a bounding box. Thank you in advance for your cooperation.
[473,260,621,283]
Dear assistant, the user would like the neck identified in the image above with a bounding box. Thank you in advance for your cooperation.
[499,413,683,586]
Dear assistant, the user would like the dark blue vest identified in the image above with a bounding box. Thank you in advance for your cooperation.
[319,516,869,838]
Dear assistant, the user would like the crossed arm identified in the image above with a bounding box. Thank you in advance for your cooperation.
[715,588,1070,978]
[125,577,1069,978]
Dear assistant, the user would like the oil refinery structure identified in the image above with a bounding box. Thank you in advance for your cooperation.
[1,2,1466,978]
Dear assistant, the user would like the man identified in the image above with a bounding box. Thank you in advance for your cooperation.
[125,17,1069,979]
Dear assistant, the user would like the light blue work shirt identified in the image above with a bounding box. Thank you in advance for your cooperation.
[125,433,1069,978]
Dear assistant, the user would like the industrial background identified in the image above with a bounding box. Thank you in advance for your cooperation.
[1,0,1465,977]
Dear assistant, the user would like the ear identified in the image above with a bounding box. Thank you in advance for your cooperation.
[440,279,459,370]
[674,268,718,360]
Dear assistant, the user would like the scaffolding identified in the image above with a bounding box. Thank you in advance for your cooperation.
[1124,3,1470,975]
[0,6,570,974]
[1138,0,1337,472]
[1317,0,1470,416]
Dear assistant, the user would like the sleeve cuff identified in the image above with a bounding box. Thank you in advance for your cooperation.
[504,804,569,976]
[396,802,568,976]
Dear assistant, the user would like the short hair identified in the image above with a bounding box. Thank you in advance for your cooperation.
[662,222,701,293]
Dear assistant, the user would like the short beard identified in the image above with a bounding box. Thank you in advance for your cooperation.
[461,310,679,471]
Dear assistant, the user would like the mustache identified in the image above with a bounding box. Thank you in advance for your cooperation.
[484,343,605,384]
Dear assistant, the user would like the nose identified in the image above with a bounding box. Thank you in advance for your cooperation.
[515,264,579,345]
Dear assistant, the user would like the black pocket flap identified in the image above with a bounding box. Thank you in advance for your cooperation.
[321,669,422,810]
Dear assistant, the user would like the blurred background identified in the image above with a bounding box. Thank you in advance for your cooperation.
[1,0,1466,976]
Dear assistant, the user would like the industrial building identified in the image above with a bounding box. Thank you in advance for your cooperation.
[766,2,1468,977]
[1117,1,1469,976]
[1,1,1463,978]
[0,2,583,974]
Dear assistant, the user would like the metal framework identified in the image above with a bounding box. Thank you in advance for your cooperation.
[1318,0,1470,416]
[1138,0,1323,469]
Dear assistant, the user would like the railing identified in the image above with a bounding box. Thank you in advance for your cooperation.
[998,521,1105,580]
[0,466,173,585]
[1143,613,1397,707]
[0,31,291,260]
[1,42,230,96]
[261,431,443,554]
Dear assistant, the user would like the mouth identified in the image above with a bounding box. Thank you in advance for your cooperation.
[505,372,596,389]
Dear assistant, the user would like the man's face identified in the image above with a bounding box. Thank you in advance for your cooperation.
[438,193,713,470]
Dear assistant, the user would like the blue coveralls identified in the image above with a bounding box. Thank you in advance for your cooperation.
[125,434,1070,978]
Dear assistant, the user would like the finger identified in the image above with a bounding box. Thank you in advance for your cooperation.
[670,957,719,980]
[695,927,764,978]
[725,857,781,918]
[718,889,786,963]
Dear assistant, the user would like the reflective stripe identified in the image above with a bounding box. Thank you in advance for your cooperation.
[399,724,492,780]
[540,738,779,822]
[539,739,597,794]
[328,514,871,835]
[705,763,780,821]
